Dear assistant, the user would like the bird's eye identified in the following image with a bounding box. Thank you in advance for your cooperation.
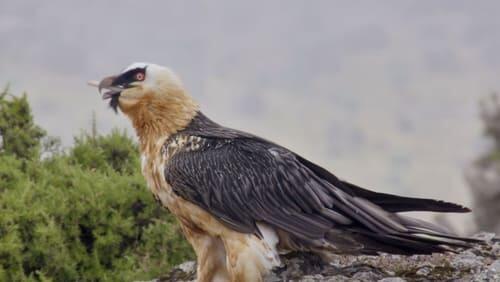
[135,72,145,81]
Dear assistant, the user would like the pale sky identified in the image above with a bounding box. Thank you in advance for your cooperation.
[2,1,500,233]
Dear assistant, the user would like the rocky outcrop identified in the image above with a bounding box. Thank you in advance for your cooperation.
[157,233,499,282]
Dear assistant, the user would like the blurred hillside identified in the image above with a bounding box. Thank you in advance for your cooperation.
[0,88,193,281]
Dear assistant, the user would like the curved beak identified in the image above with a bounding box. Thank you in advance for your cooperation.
[98,75,117,93]
[87,75,124,113]
[88,75,123,100]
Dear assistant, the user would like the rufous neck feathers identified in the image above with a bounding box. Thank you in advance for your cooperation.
[120,88,199,153]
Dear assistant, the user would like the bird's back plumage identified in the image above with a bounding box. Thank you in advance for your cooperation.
[162,112,479,256]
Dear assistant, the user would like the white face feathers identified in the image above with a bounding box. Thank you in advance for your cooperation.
[121,62,184,91]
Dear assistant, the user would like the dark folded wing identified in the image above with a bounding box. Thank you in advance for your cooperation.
[165,137,345,239]
[164,136,478,253]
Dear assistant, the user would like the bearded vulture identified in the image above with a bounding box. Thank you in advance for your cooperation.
[89,63,480,282]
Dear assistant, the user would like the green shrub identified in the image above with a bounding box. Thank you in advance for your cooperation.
[0,87,46,160]
[0,89,194,281]
[70,129,140,174]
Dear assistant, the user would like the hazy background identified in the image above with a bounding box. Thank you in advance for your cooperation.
[2,1,500,233]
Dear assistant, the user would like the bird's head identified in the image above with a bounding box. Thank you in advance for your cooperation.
[90,62,186,113]
[89,63,198,145]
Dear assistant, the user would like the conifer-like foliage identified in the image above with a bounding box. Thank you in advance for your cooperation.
[0,87,46,160]
[0,88,194,281]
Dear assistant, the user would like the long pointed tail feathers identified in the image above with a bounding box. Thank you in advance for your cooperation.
[344,199,482,255]
[297,155,482,254]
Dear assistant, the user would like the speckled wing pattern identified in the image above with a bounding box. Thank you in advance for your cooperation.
[163,112,479,254]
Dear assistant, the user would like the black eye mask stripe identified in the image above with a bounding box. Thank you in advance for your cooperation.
[111,67,146,87]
